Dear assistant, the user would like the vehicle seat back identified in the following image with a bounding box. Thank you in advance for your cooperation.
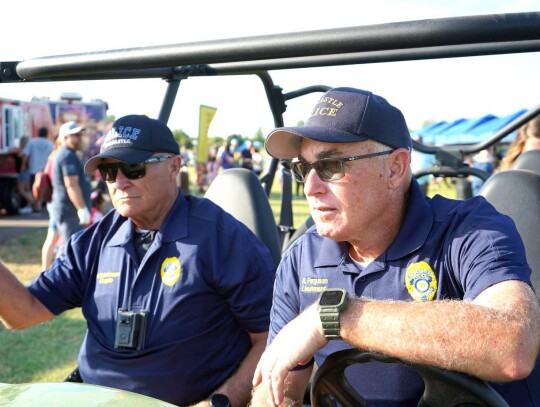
[204,168,282,267]
[283,215,314,253]
[479,169,540,298]
[510,149,540,174]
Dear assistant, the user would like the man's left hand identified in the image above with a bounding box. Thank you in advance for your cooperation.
[252,305,327,407]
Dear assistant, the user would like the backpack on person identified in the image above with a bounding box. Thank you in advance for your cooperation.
[32,159,53,203]
[32,170,53,203]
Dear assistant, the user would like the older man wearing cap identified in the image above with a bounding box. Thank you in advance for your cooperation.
[252,87,539,406]
[50,121,91,246]
[0,115,275,406]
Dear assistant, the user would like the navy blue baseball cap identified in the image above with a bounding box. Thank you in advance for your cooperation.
[265,87,412,159]
[85,115,180,173]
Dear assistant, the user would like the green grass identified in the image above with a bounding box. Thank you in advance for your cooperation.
[0,230,86,383]
[427,177,457,199]
[0,310,85,383]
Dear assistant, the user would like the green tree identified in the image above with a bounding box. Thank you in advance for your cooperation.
[253,128,265,145]
[173,129,194,149]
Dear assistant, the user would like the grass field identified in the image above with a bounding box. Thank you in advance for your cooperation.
[0,229,85,383]
[0,171,454,384]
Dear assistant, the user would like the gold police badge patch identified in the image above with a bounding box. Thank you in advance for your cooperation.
[405,261,437,302]
[160,257,181,287]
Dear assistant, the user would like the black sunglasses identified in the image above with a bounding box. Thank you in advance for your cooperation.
[98,154,173,182]
[291,149,395,183]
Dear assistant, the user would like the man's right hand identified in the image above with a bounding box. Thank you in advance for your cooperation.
[77,207,91,225]
[252,305,326,407]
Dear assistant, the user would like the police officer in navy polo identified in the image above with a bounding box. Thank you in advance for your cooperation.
[0,114,275,406]
[251,87,539,406]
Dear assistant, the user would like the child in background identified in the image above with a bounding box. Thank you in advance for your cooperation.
[90,190,106,225]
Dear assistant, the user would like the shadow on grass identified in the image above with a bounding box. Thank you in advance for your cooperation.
[0,310,86,383]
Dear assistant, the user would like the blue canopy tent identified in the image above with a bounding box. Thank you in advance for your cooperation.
[415,109,527,145]
[415,121,448,144]
[439,114,497,145]
[417,118,468,144]
[463,109,527,144]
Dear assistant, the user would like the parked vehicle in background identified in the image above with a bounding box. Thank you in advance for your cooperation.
[0,93,107,214]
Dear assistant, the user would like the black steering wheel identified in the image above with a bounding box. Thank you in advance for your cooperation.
[310,349,510,407]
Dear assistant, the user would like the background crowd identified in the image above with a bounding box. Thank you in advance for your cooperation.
[8,115,540,270]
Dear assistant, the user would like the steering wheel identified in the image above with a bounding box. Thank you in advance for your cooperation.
[310,349,510,407]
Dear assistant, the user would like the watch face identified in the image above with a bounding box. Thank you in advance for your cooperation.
[320,290,344,306]
[211,393,231,407]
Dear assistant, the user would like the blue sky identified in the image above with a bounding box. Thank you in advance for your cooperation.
[1,0,539,139]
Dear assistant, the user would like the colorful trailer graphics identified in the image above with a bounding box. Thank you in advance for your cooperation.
[0,96,107,214]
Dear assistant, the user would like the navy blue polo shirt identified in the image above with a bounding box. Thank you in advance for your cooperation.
[28,191,275,406]
[270,179,538,406]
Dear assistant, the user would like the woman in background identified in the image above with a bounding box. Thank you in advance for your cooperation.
[41,136,63,270]
[497,116,540,171]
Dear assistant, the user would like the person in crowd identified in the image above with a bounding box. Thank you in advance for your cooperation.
[251,87,540,407]
[219,140,235,171]
[251,143,265,177]
[497,115,540,171]
[41,136,64,270]
[22,126,53,212]
[230,137,240,167]
[11,136,35,214]
[241,140,254,171]
[195,160,209,193]
[180,145,191,166]
[89,190,106,224]
[206,153,220,185]
[0,114,275,407]
[50,121,92,248]
[470,147,498,196]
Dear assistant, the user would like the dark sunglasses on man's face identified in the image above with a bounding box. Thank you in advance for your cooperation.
[98,154,173,183]
[291,149,395,183]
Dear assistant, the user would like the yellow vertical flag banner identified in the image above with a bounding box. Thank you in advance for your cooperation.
[197,105,217,163]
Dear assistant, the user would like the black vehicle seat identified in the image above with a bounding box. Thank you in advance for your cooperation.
[204,168,282,267]
[283,215,314,254]
[510,149,540,174]
[479,169,540,298]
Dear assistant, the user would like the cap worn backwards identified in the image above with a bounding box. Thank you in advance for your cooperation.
[265,87,412,159]
[84,115,180,174]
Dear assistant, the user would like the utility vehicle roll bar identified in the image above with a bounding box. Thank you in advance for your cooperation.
[1,11,539,200]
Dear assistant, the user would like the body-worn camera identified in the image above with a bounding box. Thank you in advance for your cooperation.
[114,309,148,350]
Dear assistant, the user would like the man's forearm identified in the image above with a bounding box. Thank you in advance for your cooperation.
[251,386,303,407]
[0,260,53,329]
[341,281,540,381]
[66,183,87,210]
[213,333,268,407]
[251,367,312,407]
